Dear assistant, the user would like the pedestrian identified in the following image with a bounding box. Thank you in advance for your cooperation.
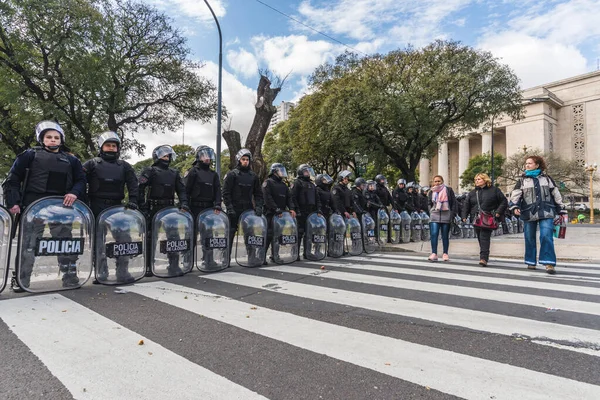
[577,214,585,224]
[83,131,139,284]
[509,155,567,274]
[426,175,457,262]
[3,120,86,291]
[461,173,507,266]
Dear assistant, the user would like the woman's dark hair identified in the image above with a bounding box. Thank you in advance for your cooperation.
[525,155,547,171]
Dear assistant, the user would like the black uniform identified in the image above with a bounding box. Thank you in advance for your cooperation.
[186,162,222,220]
[351,187,368,218]
[222,165,264,255]
[4,147,86,288]
[138,161,188,275]
[291,176,321,257]
[262,173,294,258]
[392,187,412,213]
[316,181,335,221]
[365,189,384,222]
[332,183,352,215]
[375,183,393,208]
[83,155,138,282]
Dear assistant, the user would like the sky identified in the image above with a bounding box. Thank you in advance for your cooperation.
[130,0,600,163]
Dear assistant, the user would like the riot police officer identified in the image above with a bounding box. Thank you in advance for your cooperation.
[138,145,189,276]
[315,173,335,221]
[4,121,86,291]
[222,148,264,255]
[365,180,384,222]
[83,131,139,283]
[392,179,413,213]
[374,174,393,209]
[351,178,368,218]
[185,145,221,220]
[291,164,321,260]
[332,170,354,219]
[263,163,296,263]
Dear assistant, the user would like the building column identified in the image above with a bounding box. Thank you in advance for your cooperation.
[458,137,470,189]
[437,142,449,182]
[419,158,430,187]
[481,131,492,154]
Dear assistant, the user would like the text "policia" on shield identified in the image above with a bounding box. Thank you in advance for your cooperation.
[35,238,85,256]
[106,242,143,258]
[160,239,190,254]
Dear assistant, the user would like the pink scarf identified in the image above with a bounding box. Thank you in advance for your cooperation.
[431,184,449,211]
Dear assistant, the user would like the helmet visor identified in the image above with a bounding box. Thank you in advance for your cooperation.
[339,170,352,179]
[97,131,120,149]
[367,182,377,191]
[274,165,288,178]
[320,174,333,185]
[155,145,177,161]
[197,147,216,163]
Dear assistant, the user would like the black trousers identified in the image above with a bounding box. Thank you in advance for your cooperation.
[474,227,493,262]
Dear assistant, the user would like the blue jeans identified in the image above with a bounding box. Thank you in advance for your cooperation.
[429,222,450,255]
[523,218,556,266]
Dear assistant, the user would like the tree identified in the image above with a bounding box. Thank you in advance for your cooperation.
[0,0,217,160]
[459,152,505,190]
[304,41,524,182]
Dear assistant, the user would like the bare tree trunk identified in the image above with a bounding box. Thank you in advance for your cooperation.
[223,129,242,171]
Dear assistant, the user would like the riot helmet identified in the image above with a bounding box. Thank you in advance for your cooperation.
[337,170,352,182]
[35,121,65,150]
[96,131,121,160]
[195,145,216,167]
[270,163,288,178]
[397,178,407,187]
[152,145,177,163]
[366,180,377,191]
[316,173,333,186]
[375,174,387,185]
[236,148,252,163]
[354,177,367,190]
[297,164,315,180]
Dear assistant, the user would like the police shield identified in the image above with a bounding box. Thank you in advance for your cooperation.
[235,210,268,267]
[362,213,377,254]
[420,212,430,241]
[345,216,363,256]
[410,211,422,242]
[151,207,194,277]
[196,209,230,272]
[328,213,346,258]
[389,209,402,244]
[377,208,390,246]
[400,211,412,243]
[95,206,146,285]
[15,196,93,293]
[272,211,299,264]
[0,206,13,294]
[304,212,327,261]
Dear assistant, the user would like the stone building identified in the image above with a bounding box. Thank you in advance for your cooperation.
[419,70,600,193]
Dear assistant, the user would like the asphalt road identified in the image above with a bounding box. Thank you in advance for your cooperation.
[1,253,600,400]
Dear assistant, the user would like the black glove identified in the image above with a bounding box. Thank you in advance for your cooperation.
[214,205,222,212]
[125,202,138,210]
[179,203,191,212]
[226,208,236,217]
[255,207,263,217]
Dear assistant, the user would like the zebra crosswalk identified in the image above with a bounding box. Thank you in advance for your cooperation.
[1,252,600,399]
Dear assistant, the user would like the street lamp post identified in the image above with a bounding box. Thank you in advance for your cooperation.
[203,0,223,177]
[585,163,597,224]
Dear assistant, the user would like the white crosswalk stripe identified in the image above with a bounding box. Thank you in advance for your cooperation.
[1,252,599,399]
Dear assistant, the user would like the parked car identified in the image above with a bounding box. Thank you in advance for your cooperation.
[565,203,589,211]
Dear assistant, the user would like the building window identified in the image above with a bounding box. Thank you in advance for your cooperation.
[572,104,585,167]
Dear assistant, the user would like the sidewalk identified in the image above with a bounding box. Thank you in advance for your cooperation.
[383,225,600,263]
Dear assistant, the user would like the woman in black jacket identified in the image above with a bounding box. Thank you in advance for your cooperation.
[462,173,507,266]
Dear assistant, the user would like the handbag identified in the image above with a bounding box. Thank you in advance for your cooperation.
[473,190,498,230]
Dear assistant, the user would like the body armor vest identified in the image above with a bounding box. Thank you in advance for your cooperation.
[88,158,125,200]
[295,179,317,209]
[190,167,217,203]
[148,167,177,200]
[26,149,73,196]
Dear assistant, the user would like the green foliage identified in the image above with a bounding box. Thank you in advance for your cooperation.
[0,0,217,160]
[460,152,505,190]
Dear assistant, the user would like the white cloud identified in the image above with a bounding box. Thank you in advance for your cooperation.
[127,61,256,164]
[478,32,588,89]
[226,48,259,78]
[144,0,226,22]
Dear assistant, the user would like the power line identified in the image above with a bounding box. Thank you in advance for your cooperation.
[253,0,366,56]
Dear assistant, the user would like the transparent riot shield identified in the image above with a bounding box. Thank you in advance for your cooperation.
[400,211,412,243]
[15,196,93,293]
[377,208,390,246]
[328,213,346,258]
[0,206,13,294]
[345,216,363,256]
[410,211,422,242]
[151,207,194,278]
[272,212,299,264]
[95,206,146,285]
[235,210,268,267]
[305,212,327,261]
[196,209,230,272]
[420,211,430,241]
[362,214,377,254]
[389,209,401,244]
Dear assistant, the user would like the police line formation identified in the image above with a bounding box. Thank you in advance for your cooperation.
[0,121,523,295]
